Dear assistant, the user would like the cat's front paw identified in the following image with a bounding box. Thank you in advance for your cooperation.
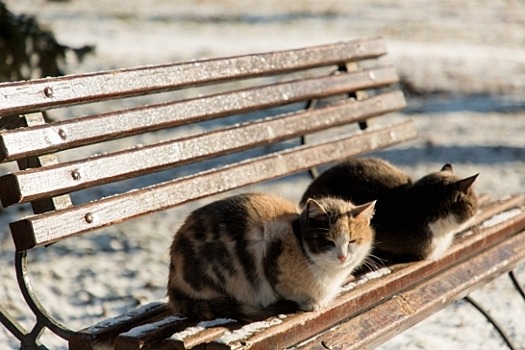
[298,301,322,312]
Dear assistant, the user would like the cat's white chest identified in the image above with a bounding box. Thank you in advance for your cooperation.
[428,214,460,237]
[427,214,461,260]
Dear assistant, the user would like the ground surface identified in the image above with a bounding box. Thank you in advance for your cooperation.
[1,1,524,349]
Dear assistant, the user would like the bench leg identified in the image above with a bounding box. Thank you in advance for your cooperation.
[0,251,76,349]
[464,294,519,350]
[509,270,525,299]
[462,268,524,350]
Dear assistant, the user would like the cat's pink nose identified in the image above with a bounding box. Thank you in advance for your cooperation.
[338,255,347,262]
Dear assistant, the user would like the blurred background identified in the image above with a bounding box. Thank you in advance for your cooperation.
[1,1,524,349]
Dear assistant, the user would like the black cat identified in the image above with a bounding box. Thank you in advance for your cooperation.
[301,158,479,262]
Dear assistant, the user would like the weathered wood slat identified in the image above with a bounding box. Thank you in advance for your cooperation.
[0,67,399,163]
[0,91,406,207]
[154,322,241,350]
[297,230,525,350]
[117,319,241,350]
[0,37,386,116]
[9,120,417,250]
[113,317,196,350]
[69,301,171,350]
[0,113,74,214]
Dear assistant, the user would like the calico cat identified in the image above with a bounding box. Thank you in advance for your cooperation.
[168,192,375,321]
[300,158,479,262]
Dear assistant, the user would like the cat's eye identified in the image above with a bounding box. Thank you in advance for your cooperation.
[316,235,335,248]
[349,239,357,244]
[324,238,336,247]
[310,218,330,231]
[454,193,463,202]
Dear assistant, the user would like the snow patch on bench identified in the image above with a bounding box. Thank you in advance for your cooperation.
[170,318,235,341]
[341,267,392,292]
[217,318,283,344]
[481,208,522,228]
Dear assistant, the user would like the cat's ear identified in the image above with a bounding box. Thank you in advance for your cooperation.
[441,163,454,173]
[352,200,376,224]
[305,198,327,220]
[456,173,479,193]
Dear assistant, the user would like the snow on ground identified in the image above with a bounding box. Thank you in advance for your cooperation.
[1,1,524,349]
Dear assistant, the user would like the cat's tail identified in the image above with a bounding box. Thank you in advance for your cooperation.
[170,294,298,322]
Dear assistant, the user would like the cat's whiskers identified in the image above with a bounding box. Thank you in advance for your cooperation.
[361,254,386,271]
[470,222,482,235]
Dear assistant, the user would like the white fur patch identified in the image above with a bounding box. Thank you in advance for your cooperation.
[244,223,282,306]
[334,235,350,262]
[428,214,460,238]
[427,232,455,260]
[306,242,372,308]
[427,214,473,260]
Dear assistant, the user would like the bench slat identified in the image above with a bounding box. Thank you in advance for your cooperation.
[155,322,241,350]
[0,37,386,116]
[0,67,399,163]
[9,120,417,250]
[115,318,241,350]
[113,317,197,350]
[68,301,171,350]
[298,229,525,350]
[0,91,406,207]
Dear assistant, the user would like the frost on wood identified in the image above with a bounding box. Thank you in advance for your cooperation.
[84,300,167,332]
[341,267,392,292]
[217,318,283,344]
[481,208,522,228]
[170,318,235,341]
[120,315,186,337]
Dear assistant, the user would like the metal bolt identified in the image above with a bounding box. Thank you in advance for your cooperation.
[58,129,67,140]
[43,86,54,98]
[84,213,94,223]
[376,100,383,108]
[368,71,376,80]
[71,170,81,180]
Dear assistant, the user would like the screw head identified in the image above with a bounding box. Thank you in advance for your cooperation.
[71,170,81,180]
[84,213,94,223]
[43,86,54,98]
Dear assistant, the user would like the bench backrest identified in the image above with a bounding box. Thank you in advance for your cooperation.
[0,37,416,252]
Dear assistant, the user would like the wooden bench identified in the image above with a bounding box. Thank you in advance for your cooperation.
[0,37,523,350]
